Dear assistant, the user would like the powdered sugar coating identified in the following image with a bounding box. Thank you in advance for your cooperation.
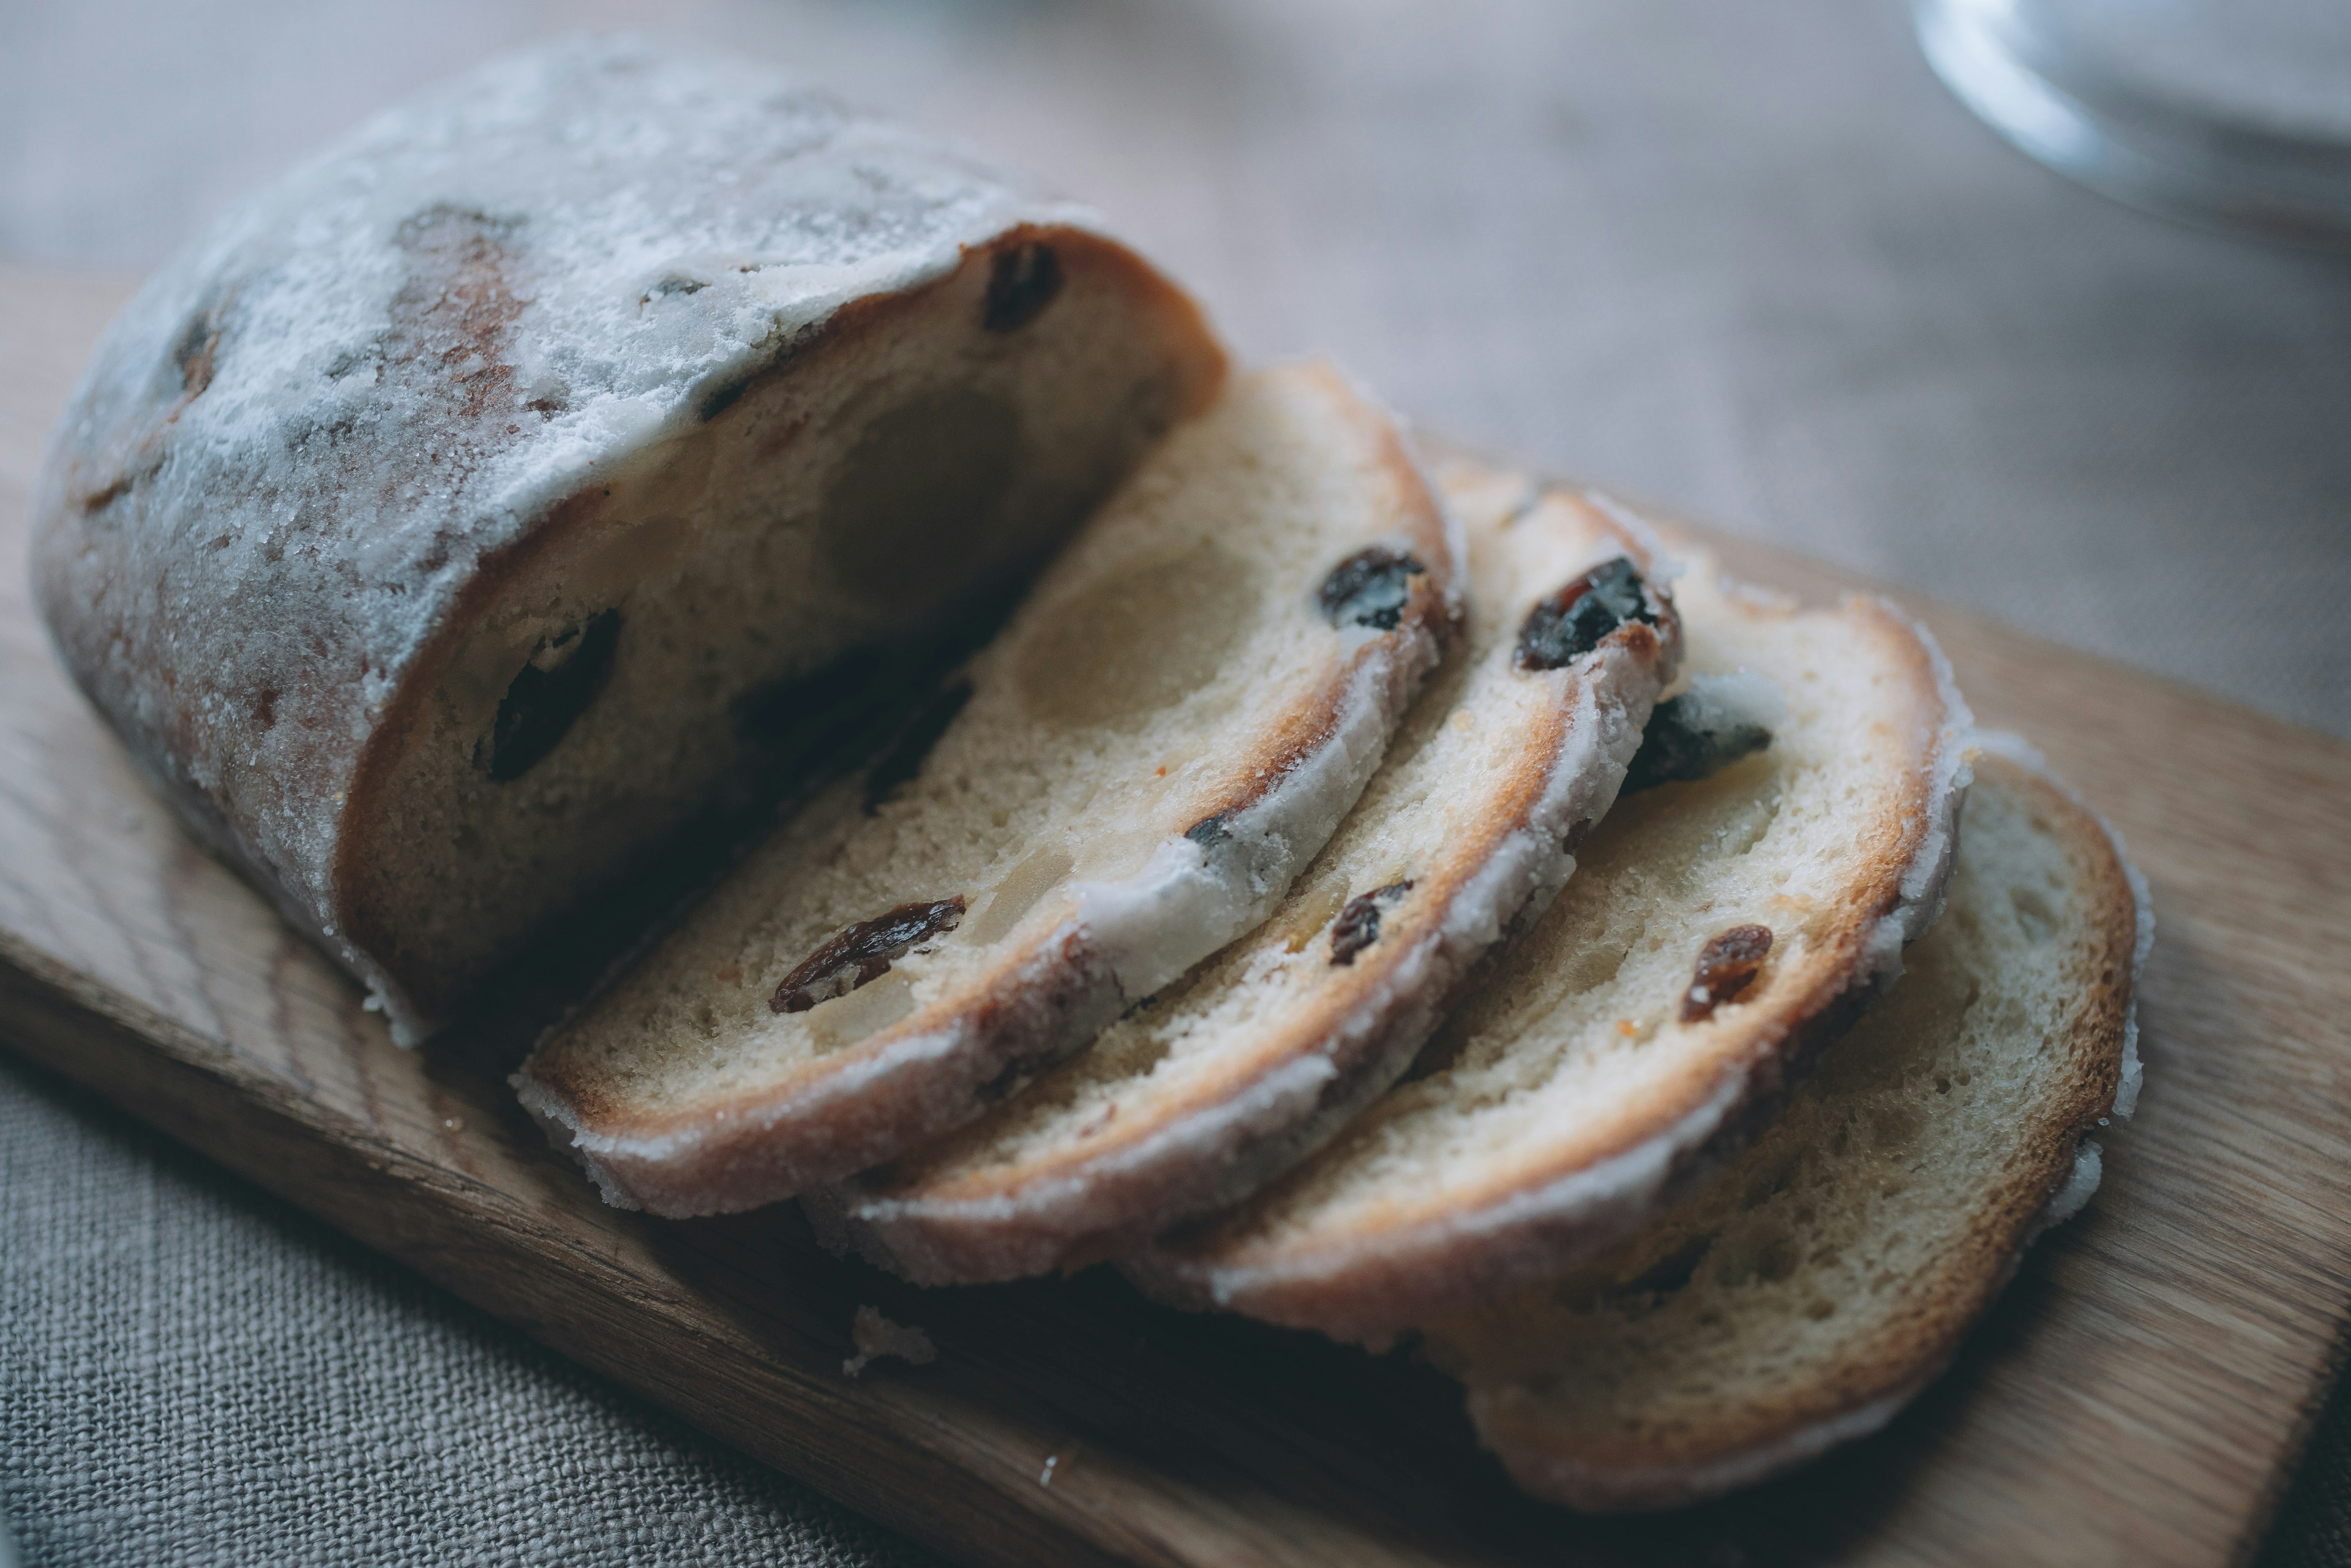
[31,37,1100,1030]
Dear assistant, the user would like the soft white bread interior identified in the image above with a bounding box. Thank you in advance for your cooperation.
[30,39,1224,1043]
[1135,544,1974,1343]
[822,467,1682,1283]
[348,220,1224,1035]
[1422,745,2147,1511]
[516,363,1458,1216]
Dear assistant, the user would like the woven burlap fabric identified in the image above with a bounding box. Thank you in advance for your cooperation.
[0,1054,943,1568]
[2,0,2347,1564]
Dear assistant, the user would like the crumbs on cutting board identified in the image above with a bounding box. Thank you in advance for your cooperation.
[842,1305,937,1377]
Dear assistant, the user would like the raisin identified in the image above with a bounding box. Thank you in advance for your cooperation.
[1329,880,1414,966]
[172,307,221,399]
[1515,557,1655,670]
[983,242,1064,332]
[474,609,621,782]
[864,680,973,814]
[1624,692,1772,794]
[1185,812,1233,849]
[1316,547,1427,631]
[1681,923,1772,1022]
[770,897,967,1015]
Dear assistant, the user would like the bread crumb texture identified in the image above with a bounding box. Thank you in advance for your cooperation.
[517,362,1452,1209]
[834,471,1679,1281]
[1142,553,1969,1336]
[1425,754,2137,1509]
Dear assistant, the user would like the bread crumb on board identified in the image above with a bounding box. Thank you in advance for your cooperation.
[842,1305,937,1377]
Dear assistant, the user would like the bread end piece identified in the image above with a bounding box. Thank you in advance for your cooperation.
[1430,747,2148,1510]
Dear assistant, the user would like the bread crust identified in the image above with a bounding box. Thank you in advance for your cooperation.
[824,481,1681,1282]
[30,40,1224,1043]
[1133,546,1977,1344]
[1457,750,2147,1510]
[514,363,1458,1215]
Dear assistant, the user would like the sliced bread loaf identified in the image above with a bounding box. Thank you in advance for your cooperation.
[514,363,1459,1215]
[1134,538,1973,1343]
[1422,744,2147,1510]
[817,467,1682,1283]
[33,39,1226,1042]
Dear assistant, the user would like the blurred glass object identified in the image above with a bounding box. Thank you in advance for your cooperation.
[1915,0,2351,247]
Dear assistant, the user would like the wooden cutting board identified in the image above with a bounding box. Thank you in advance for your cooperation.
[5,264,2349,1568]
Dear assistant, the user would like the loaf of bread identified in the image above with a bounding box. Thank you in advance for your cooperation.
[31,38,1224,1042]
[1423,743,2146,1510]
[516,363,1458,1215]
[818,466,1681,1283]
[1134,546,1975,1343]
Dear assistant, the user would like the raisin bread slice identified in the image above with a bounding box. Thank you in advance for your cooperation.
[1134,538,1973,1343]
[817,467,1682,1283]
[515,363,1458,1215]
[1422,745,2147,1510]
[32,39,1225,1043]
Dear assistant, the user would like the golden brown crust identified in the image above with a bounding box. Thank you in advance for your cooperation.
[1467,756,2140,1507]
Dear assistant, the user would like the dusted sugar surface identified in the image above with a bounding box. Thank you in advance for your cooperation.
[29,36,1112,1025]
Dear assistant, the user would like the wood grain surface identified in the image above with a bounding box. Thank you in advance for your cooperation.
[5,266,2349,1568]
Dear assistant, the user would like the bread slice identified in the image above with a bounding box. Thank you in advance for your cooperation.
[1422,743,2148,1510]
[514,363,1459,1215]
[817,466,1683,1283]
[1134,541,1974,1344]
